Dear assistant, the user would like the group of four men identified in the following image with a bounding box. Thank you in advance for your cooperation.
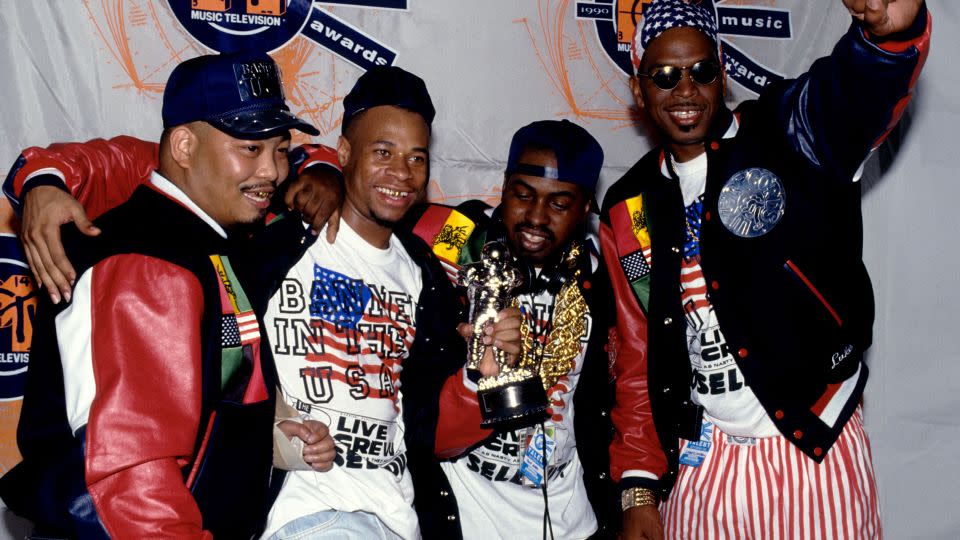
[0,0,931,538]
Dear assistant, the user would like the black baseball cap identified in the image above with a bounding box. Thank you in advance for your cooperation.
[505,120,604,193]
[162,51,319,139]
[341,66,435,134]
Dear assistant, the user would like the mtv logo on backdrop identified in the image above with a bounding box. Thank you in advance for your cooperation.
[171,0,398,71]
[172,0,311,52]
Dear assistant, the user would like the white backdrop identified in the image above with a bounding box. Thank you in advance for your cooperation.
[0,1,956,538]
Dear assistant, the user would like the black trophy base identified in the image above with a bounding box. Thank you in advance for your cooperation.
[478,376,549,430]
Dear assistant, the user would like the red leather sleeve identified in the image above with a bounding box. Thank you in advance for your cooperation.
[434,368,492,459]
[11,136,158,219]
[599,222,668,483]
[84,255,211,539]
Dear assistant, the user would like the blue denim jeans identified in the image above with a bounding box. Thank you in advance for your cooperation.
[266,509,404,540]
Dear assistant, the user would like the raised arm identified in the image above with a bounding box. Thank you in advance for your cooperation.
[3,136,158,302]
[768,0,930,181]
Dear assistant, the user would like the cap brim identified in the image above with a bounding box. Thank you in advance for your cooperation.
[208,108,319,139]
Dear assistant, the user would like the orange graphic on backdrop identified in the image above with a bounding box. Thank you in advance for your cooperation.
[0,275,36,353]
[247,0,287,16]
[192,0,230,12]
[617,0,653,44]
[80,0,349,141]
[0,400,22,475]
[516,0,640,130]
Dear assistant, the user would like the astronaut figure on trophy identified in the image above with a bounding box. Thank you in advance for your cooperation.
[458,240,550,428]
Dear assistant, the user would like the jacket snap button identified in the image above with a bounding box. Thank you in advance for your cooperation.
[793,430,803,439]
[600,410,608,417]
[599,472,608,479]
[710,141,720,151]
[737,348,748,358]
[583,280,592,289]
[710,280,719,290]
[775,410,784,420]
[440,490,449,497]
[671,246,680,254]
[664,317,673,325]
[447,515,457,521]
[704,211,712,221]
[814,447,823,457]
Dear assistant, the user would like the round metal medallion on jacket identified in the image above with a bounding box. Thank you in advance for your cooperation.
[717,167,786,238]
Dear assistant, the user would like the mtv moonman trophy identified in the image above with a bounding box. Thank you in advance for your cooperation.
[459,241,549,428]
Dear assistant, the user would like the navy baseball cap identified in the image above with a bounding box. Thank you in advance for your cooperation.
[162,51,319,139]
[341,66,435,134]
[505,120,604,193]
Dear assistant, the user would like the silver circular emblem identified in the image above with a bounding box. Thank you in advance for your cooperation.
[717,168,786,238]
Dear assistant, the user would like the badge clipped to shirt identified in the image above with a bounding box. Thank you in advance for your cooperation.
[520,424,556,488]
[678,420,714,468]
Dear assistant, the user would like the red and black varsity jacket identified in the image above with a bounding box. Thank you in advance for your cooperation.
[0,183,276,538]
[601,9,931,499]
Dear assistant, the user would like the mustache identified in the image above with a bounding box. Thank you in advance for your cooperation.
[513,223,555,243]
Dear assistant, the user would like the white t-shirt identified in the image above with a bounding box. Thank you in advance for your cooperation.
[440,288,598,540]
[262,219,422,539]
[673,153,779,437]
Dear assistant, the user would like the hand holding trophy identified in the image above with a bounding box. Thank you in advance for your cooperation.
[459,241,548,428]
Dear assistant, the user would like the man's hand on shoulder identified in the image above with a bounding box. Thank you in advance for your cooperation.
[284,166,344,243]
[622,504,663,540]
[843,0,924,37]
[22,185,100,304]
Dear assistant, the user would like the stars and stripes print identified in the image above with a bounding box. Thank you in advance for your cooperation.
[237,310,260,344]
[638,0,720,50]
[684,197,704,260]
[621,250,651,282]
[680,258,711,322]
[221,310,260,346]
[438,257,460,286]
[661,408,881,539]
[221,314,241,348]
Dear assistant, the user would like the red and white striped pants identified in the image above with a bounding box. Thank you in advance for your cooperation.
[661,409,881,539]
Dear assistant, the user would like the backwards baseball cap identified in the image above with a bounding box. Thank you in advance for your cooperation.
[162,50,318,139]
[505,119,604,193]
[341,66,436,134]
[632,0,720,70]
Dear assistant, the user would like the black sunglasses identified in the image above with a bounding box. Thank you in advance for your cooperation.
[637,60,721,91]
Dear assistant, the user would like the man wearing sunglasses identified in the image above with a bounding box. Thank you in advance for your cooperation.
[600,0,930,538]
